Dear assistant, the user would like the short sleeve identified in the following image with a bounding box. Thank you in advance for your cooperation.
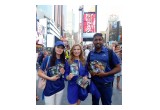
[112,51,120,66]
[64,60,70,80]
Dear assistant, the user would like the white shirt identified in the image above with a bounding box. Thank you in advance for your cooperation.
[85,49,90,59]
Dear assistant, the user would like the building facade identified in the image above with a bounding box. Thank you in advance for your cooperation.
[36,5,64,51]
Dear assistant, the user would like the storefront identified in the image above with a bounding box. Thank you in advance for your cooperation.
[36,44,44,53]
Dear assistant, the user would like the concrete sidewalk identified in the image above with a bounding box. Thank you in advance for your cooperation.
[36,76,122,105]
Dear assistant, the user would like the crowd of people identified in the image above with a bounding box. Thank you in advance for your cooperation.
[36,33,122,105]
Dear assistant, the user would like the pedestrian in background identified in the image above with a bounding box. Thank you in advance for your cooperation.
[114,44,122,91]
[38,41,68,105]
[37,50,44,66]
[65,44,89,105]
[36,52,40,101]
[65,45,70,60]
[87,33,121,105]
[84,45,90,60]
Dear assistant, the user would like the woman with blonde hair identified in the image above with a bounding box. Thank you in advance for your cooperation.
[65,44,89,105]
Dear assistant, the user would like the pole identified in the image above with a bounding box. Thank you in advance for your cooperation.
[95,5,97,32]
[82,5,84,43]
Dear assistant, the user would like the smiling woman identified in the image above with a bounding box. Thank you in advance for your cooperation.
[37,41,67,105]
[64,44,89,105]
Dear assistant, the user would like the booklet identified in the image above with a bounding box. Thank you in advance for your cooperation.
[48,63,64,77]
[90,60,106,73]
[70,63,79,76]
[76,76,89,89]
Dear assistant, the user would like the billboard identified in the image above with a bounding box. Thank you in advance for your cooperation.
[83,12,96,33]
[36,22,45,45]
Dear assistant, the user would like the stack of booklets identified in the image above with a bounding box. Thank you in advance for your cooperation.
[76,76,89,89]
[48,63,64,77]
[70,63,79,76]
[90,60,105,73]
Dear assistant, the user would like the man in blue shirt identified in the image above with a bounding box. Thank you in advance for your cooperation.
[87,33,121,105]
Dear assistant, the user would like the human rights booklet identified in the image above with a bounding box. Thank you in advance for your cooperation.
[48,63,64,77]
[90,60,105,73]
[70,63,79,76]
[76,76,89,89]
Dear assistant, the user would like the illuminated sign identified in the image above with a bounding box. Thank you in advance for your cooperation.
[83,13,96,33]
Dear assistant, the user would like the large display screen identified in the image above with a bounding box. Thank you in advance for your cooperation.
[83,12,96,33]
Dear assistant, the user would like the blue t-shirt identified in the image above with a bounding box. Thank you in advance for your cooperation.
[87,46,120,83]
[40,56,66,96]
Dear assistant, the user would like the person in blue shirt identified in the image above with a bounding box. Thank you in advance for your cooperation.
[38,41,68,105]
[87,33,121,105]
[65,44,89,105]
[37,50,44,66]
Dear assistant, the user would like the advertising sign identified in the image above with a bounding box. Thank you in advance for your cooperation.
[36,21,46,46]
[83,12,96,33]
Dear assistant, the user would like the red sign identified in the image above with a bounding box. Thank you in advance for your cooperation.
[83,13,96,33]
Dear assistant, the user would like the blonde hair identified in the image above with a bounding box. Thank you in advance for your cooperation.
[68,44,86,66]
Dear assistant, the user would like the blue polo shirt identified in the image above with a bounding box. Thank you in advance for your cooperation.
[40,56,66,96]
[87,46,120,83]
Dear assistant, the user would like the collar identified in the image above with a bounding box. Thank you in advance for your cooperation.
[93,46,106,53]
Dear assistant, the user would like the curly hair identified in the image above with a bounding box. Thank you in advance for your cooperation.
[68,44,86,66]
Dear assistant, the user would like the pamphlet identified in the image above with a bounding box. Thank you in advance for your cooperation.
[48,63,64,77]
[70,63,79,76]
[90,60,105,73]
[76,76,89,89]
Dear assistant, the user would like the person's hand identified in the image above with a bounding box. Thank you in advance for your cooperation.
[49,75,60,81]
[67,73,74,80]
[83,76,88,81]
[96,72,106,77]
[60,68,65,75]
[89,71,97,76]
[82,76,89,84]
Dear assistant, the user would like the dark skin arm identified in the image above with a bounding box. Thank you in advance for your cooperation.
[90,64,121,77]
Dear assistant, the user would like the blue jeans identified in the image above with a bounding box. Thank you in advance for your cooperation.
[92,81,113,105]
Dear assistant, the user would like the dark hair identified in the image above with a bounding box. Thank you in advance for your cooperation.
[37,51,44,65]
[115,44,120,48]
[50,47,65,66]
[93,33,103,39]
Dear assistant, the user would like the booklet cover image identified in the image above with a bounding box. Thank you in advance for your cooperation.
[90,60,106,73]
[76,76,89,89]
[70,63,79,76]
[48,63,64,77]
